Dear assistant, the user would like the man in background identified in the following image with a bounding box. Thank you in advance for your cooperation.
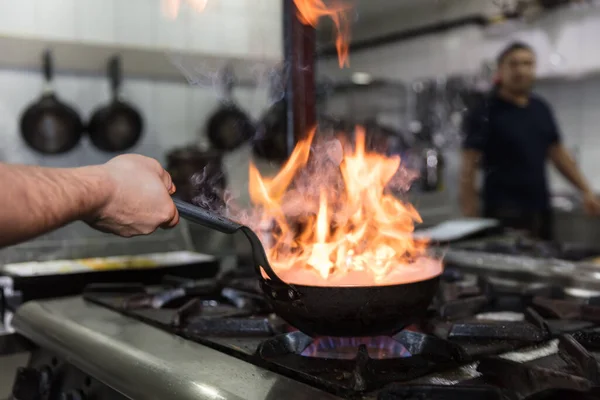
[460,42,600,240]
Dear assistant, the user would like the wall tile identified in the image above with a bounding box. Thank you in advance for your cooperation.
[74,0,116,44]
[35,0,76,40]
[187,85,220,147]
[219,14,251,56]
[0,0,36,35]
[114,0,158,47]
[188,10,223,54]
[157,5,190,50]
[153,82,190,149]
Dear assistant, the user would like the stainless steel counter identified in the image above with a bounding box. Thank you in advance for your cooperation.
[441,248,600,291]
[12,297,341,400]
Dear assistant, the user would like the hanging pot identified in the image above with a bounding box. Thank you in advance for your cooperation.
[88,56,144,152]
[253,99,288,162]
[205,66,254,152]
[20,50,84,154]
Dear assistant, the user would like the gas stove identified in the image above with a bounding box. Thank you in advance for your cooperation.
[453,235,600,262]
[7,265,600,400]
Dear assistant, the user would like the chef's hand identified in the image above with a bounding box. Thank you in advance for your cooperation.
[86,154,180,237]
[583,191,600,216]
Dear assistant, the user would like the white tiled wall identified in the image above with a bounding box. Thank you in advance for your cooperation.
[0,0,282,57]
[0,68,271,205]
[319,3,600,193]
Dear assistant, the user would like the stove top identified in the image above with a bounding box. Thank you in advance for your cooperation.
[454,235,600,262]
[12,267,600,399]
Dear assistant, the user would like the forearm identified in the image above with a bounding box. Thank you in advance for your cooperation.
[459,150,480,217]
[459,178,478,216]
[0,163,112,247]
[550,146,592,194]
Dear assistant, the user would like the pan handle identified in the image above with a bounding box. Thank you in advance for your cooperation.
[172,197,291,288]
[108,55,122,99]
[42,49,54,88]
[173,197,241,234]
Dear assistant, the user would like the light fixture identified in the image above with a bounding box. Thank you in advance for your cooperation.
[351,72,372,85]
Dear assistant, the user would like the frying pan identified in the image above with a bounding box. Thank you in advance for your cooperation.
[87,56,143,152]
[173,198,440,337]
[205,66,254,152]
[206,106,254,151]
[20,50,84,154]
[253,99,288,162]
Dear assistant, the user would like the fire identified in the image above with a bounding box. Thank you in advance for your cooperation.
[161,0,208,19]
[293,0,352,68]
[246,127,442,287]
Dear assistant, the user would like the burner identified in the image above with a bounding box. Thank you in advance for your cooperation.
[300,336,411,360]
[256,330,468,395]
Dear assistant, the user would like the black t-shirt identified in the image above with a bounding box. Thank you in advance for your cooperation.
[462,93,561,211]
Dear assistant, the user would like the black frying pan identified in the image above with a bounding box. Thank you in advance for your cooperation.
[205,66,254,152]
[20,50,84,154]
[88,56,143,152]
[206,105,254,151]
[253,99,288,162]
[173,198,440,337]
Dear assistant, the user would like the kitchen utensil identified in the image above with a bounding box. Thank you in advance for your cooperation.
[205,66,254,151]
[20,50,84,154]
[253,99,287,162]
[88,55,143,152]
[173,197,440,337]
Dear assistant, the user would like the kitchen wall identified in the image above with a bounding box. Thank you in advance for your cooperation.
[0,0,283,259]
[318,1,600,195]
[0,0,283,197]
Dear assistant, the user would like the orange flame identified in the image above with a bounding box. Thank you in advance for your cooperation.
[246,127,442,287]
[293,0,352,68]
[162,0,208,19]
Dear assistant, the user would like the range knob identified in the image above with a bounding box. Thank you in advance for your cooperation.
[12,366,52,400]
[60,390,85,400]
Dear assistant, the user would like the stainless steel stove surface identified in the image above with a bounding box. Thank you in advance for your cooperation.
[9,268,600,400]
[451,234,600,263]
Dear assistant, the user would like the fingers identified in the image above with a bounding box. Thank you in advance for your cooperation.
[160,168,175,193]
[160,200,180,229]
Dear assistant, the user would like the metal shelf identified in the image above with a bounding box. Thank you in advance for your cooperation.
[0,33,281,84]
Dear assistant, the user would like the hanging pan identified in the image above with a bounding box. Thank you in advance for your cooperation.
[20,50,84,154]
[88,55,143,152]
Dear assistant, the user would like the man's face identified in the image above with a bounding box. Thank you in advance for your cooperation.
[498,49,536,94]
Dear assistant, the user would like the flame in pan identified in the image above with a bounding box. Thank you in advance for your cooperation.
[246,127,442,287]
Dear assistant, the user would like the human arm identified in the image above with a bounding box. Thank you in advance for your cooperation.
[459,103,487,217]
[542,101,600,215]
[459,149,481,217]
[548,144,600,215]
[0,154,179,247]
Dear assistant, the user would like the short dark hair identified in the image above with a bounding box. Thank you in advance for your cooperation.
[497,41,534,65]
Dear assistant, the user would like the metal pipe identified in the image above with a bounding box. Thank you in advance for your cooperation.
[283,0,317,155]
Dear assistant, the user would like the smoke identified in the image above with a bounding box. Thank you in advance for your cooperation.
[167,52,288,108]
[188,129,420,242]
[190,166,228,213]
